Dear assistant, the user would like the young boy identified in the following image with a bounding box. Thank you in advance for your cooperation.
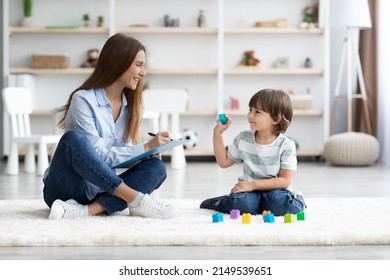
[200,88,306,216]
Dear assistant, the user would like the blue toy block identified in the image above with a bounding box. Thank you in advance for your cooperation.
[212,212,224,223]
[263,213,275,223]
[218,113,227,124]
[230,209,240,219]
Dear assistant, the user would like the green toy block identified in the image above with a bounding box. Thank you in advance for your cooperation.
[297,211,305,221]
[284,213,295,223]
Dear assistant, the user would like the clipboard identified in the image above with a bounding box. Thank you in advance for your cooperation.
[112,139,189,169]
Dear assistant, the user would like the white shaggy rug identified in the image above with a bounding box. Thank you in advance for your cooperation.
[1,198,390,246]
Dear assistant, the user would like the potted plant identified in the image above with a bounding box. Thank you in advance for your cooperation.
[83,13,90,27]
[97,15,104,27]
[21,0,34,27]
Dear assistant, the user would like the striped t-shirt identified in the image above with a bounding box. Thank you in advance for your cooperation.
[227,130,297,185]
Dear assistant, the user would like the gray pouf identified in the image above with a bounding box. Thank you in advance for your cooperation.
[324,132,380,166]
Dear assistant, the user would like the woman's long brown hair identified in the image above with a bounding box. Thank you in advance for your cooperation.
[57,33,145,144]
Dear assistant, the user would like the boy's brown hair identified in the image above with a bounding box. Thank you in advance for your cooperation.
[248,88,293,135]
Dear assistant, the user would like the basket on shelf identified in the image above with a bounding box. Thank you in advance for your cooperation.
[290,95,312,109]
[32,54,69,69]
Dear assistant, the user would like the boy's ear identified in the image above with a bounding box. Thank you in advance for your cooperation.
[273,114,282,124]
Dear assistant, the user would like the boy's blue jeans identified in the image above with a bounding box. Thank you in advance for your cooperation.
[43,131,166,215]
[214,189,305,216]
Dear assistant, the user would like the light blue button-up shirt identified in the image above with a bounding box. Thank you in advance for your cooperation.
[52,88,144,199]
[65,88,144,166]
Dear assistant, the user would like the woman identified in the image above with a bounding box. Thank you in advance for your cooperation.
[43,33,177,219]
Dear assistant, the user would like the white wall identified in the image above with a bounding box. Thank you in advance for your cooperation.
[329,26,348,134]
[0,4,3,156]
[377,0,390,165]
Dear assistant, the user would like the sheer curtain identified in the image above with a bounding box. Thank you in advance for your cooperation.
[377,0,390,165]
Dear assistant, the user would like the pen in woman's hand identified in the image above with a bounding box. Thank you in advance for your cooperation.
[148,132,173,141]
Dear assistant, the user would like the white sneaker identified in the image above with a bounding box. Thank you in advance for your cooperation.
[291,191,307,209]
[129,194,177,219]
[291,190,303,197]
[48,199,88,220]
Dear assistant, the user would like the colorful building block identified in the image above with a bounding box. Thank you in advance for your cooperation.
[218,113,227,124]
[297,211,305,221]
[262,210,271,216]
[263,213,275,223]
[212,212,224,223]
[284,213,295,223]
[242,213,251,224]
[230,209,240,219]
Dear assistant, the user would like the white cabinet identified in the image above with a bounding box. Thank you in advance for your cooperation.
[2,0,330,157]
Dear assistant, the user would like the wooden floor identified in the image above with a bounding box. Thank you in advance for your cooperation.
[1,157,390,260]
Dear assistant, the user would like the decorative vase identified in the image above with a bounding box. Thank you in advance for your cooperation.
[304,58,313,68]
[21,17,34,27]
[97,16,104,27]
[83,14,90,27]
[197,10,205,27]
[21,0,34,27]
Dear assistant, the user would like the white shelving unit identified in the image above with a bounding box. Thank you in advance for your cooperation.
[2,0,330,158]
[220,0,330,157]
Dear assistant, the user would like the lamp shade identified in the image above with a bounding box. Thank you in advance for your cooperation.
[331,0,372,29]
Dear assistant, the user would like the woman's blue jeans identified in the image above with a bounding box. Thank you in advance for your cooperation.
[43,131,167,215]
[214,189,305,216]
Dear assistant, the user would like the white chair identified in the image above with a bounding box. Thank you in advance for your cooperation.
[143,89,188,169]
[142,110,160,134]
[2,87,62,176]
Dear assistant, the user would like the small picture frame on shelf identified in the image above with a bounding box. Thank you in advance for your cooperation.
[274,57,289,68]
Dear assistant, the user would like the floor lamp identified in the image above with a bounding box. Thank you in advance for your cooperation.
[330,0,373,135]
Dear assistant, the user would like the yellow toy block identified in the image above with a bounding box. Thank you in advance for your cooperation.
[242,213,251,224]
[284,213,295,223]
